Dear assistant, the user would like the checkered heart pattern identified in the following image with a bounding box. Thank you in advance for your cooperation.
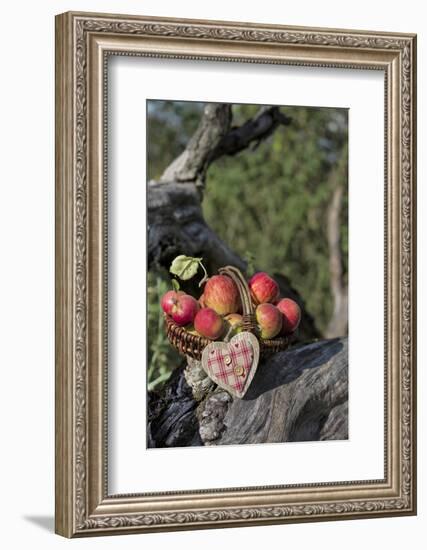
[201,332,260,398]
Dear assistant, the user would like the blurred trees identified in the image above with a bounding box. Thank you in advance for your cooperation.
[147,101,348,389]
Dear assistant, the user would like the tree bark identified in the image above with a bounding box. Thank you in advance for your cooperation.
[159,103,232,186]
[148,337,348,447]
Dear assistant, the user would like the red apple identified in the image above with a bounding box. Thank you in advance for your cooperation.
[255,303,282,339]
[194,308,224,340]
[204,275,240,316]
[277,298,301,334]
[161,290,199,326]
[249,272,280,304]
[160,290,184,315]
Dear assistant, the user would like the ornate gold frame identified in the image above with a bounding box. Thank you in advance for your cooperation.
[55,11,417,537]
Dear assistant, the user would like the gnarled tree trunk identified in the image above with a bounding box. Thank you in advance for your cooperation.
[148,338,348,447]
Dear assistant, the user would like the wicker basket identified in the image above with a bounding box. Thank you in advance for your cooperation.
[164,265,293,360]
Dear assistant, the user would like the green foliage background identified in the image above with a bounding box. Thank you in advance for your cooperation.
[147,101,348,390]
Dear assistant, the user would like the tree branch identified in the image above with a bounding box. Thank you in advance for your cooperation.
[159,103,231,186]
[211,106,291,161]
[325,183,348,338]
[158,104,291,188]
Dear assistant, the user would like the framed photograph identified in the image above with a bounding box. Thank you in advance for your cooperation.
[55,11,417,537]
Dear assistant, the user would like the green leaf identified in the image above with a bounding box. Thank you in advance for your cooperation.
[169,255,201,281]
[171,278,180,292]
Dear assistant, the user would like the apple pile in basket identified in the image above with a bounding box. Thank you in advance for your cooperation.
[160,256,301,397]
[161,256,301,359]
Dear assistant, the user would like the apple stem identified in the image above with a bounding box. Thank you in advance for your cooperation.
[171,278,180,292]
[198,260,209,287]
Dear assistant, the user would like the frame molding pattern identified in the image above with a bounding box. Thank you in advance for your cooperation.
[56,12,416,537]
[83,498,408,530]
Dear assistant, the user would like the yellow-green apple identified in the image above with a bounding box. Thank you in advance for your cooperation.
[255,303,282,339]
[224,313,243,330]
[249,272,280,304]
[161,290,199,326]
[194,308,224,340]
[204,275,240,315]
[277,298,301,334]
[224,313,244,337]
[185,325,200,336]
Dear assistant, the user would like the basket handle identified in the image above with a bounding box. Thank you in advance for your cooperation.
[218,265,256,332]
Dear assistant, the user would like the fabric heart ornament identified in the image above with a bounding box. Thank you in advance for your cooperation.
[201,332,260,398]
